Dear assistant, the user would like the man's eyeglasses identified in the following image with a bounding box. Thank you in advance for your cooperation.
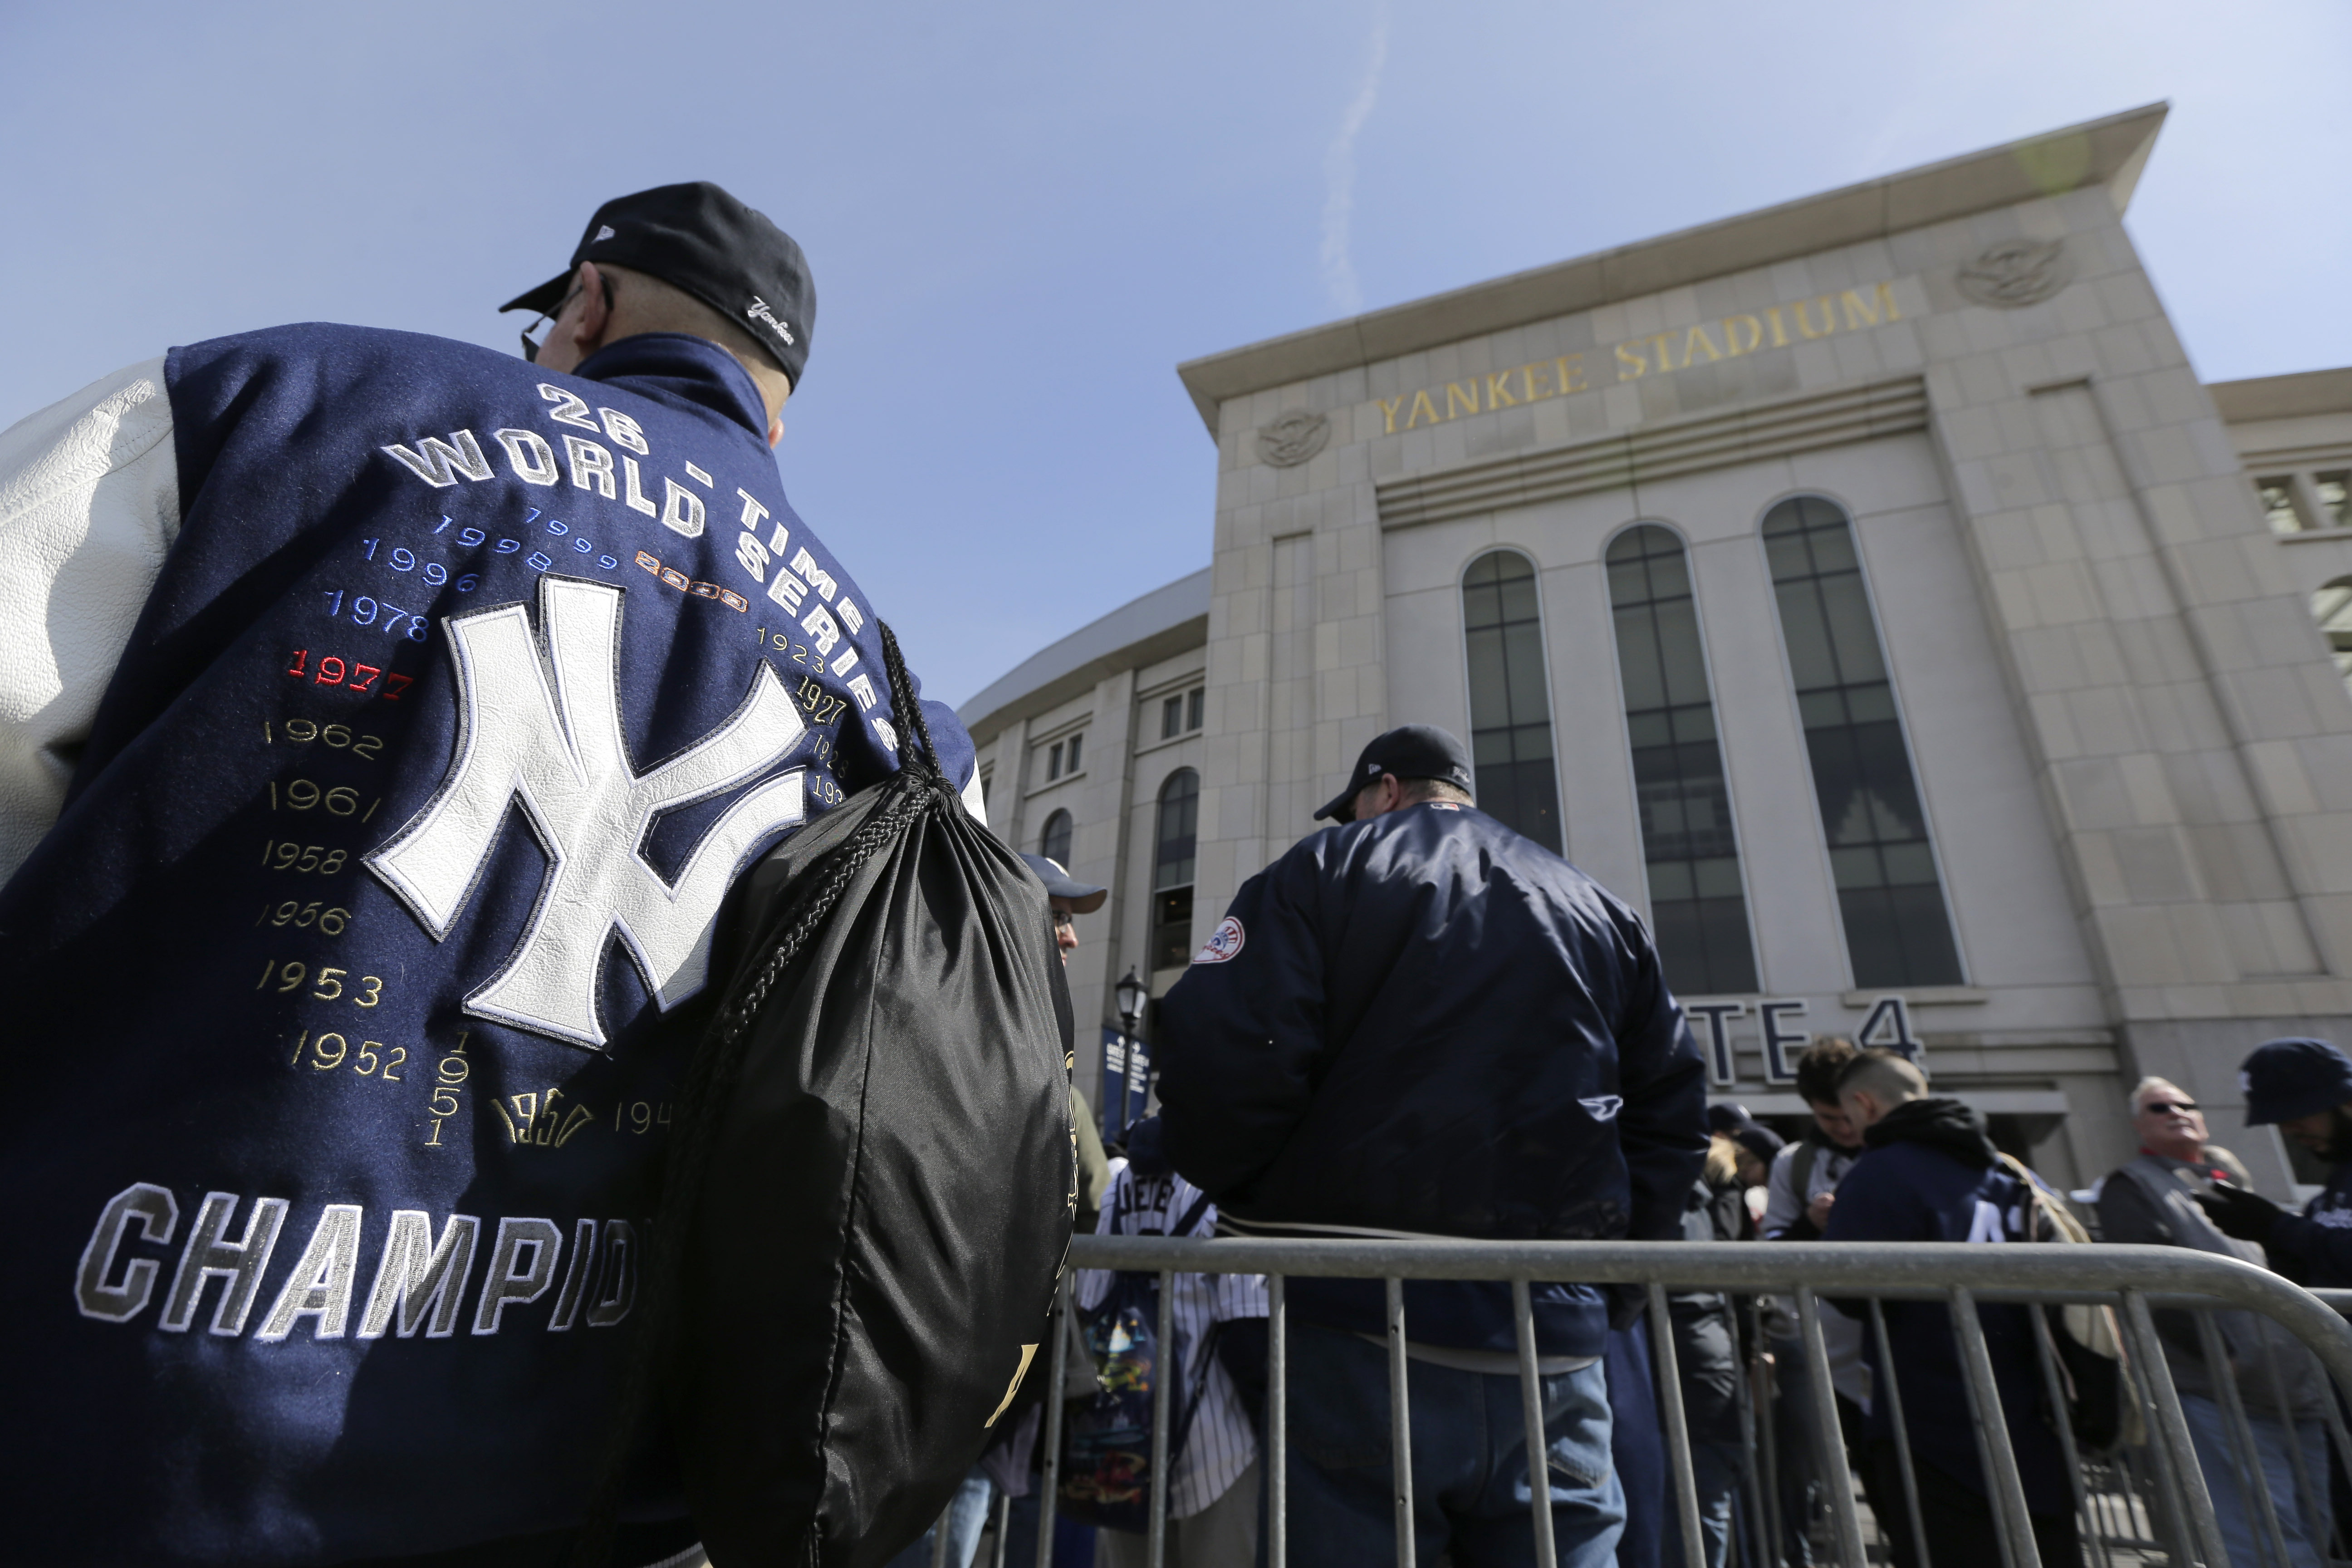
[2141,1099,2199,1116]
[518,275,613,363]
[1051,911,1076,931]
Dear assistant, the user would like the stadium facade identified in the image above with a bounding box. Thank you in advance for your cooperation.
[959,103,2352,1192]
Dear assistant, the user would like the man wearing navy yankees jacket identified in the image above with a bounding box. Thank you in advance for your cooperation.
[0,183,980,1566]
[1155,724,1708,1568]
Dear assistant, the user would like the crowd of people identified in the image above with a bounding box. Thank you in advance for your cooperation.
[896,719,2352,1568]
[952,1033,2352,1568]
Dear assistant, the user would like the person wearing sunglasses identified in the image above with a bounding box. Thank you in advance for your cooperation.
[2099,1075,2332,1568]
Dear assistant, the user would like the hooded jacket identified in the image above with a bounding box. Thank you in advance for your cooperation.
[1823,1098,2072,1515]
[1155,799,1707,1358]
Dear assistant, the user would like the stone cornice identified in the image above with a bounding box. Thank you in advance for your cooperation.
[1174,102,2167,434]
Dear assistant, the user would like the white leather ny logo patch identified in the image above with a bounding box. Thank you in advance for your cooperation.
[368,577,807,1047]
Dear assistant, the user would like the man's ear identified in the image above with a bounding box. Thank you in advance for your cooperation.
[570,262,611,352]
[767,415,783,449]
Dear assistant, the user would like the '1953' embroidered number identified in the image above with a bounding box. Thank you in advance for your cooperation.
[255,960,383,1008]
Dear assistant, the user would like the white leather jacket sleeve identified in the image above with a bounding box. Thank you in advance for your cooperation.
[0,358,179,884]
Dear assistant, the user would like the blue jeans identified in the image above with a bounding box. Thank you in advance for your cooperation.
[887,1467,995,1568]
[1686,1438,1743,1568]
[2180,1392,2335,1568]
[1280,1322,1624,1568]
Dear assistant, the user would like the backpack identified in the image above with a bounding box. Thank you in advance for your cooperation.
[583,627,1077,1568]
[1996,1152,2140,1454]
[1058,1191,1218,1529]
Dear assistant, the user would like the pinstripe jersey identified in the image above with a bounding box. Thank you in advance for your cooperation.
[1078,1158,1268,1519]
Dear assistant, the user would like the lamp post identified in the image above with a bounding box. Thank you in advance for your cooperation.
[1114,966,1147,1136]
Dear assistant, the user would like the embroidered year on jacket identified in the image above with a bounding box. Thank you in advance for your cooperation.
[0,324,966,1565]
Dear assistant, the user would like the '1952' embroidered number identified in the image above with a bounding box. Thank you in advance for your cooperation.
[289,1029,405,1081]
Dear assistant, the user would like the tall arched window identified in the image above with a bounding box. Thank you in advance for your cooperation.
[1461,551,1562,853]
[1151,769,1199,970]
[1038,809,1073,870]
[1606,524,1758,995]
[1763,496,1962,987]
[2314,578,2352,694]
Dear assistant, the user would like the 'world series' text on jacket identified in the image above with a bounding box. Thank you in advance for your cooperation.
[1154,800,1708,1358]
[0,325,976,1565]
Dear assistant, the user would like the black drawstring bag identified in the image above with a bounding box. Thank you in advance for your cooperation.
[582,625,1075,1568]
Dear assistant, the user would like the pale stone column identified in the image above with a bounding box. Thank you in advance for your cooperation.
[1064,668,1138,1099]
[1193,395,1390,943]
[990,716,1032,853]
[1919,197,2352,1178]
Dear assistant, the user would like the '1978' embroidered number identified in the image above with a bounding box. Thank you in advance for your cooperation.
[325,590,427,642]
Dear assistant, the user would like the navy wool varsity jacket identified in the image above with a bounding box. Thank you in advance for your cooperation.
[0,324,977,1565]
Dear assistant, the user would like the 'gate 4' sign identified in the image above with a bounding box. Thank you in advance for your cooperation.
[1679,995,1925,1089]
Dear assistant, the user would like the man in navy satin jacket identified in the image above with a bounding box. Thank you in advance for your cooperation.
[1156,723,1707,1568]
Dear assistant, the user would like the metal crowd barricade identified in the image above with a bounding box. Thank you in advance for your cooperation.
[995,1237,2352,1568]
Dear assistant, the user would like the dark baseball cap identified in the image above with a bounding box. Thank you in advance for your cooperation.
[1019,853,1107,914]
[1705,1103,1753,1134]
[1313,724,1476,823]
[501,181,813,388]
[2240,1036,2352,1125]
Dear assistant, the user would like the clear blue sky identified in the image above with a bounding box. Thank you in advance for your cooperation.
[5,1,2345,706]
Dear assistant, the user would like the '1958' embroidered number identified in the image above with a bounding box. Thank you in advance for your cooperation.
[260,841,347,876]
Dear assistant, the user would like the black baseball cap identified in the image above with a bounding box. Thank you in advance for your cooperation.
[1313,724,1477,823]
[2240,1037,2352,1126]
[501,181,814,388]
[1019,853,1107,914]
